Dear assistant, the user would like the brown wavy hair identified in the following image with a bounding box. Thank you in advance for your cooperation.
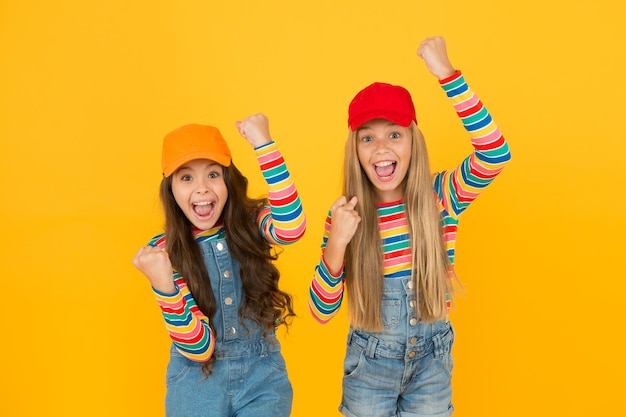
[160,161,295,376]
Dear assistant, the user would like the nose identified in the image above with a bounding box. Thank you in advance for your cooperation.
[373,137,389,152]
[194,178,211,194]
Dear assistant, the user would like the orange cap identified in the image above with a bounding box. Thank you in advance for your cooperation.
[161,124,232,177]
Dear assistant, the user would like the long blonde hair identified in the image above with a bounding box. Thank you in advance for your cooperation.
[343,122,454,331]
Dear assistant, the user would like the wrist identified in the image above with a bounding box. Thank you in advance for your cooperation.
[151,280,177,295]
[438,70,461,84]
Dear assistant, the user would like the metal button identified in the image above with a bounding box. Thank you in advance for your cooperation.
[224,297,233,305]
[216,242,224,251]
[407,280,414,289]
[223,270,231,278]
[409,318,418,326]
[227,327,236,335]
[408,351,416,358]
[409,300,416,308]
[410,337,418,344]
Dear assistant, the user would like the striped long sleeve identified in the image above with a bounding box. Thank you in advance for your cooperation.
[153,274,215,361]
[148,233,215,362]
[434,70,511,264]
[308,71,511,323]
[255,141,307,245]
[308,216,345,324]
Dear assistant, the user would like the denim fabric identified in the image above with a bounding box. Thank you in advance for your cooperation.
[165,238,293,417]
[340,277,454,417]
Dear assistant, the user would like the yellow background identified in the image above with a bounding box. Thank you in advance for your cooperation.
[1,1,624,416]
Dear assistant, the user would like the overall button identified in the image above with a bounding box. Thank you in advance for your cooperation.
[409,300,416,308]
[224,297,233,305]
[407,280,414,289]
[223,270,231,278]
[409,337,418,344]
[216,242,224,251]
[409,318,418,326]
[227,327,236,335]
[408,351,416,358]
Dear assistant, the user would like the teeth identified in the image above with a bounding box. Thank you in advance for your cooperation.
[374,161,394,167]
[193,201,212,206]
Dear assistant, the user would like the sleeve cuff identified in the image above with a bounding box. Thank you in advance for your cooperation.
[321,255,344,280]
[439,70,462,84]
[254,140,276,154]
[152,281,180,298]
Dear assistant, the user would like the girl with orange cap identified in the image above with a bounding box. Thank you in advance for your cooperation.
[308,37,511,416]
[133,113,306,417]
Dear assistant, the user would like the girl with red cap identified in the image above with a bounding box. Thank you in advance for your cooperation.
[133,113,306,417]
[309,37,511,416]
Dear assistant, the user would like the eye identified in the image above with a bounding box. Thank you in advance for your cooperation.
[390,132,401,139]
[180,174,192,181]
[208,171,220,179]
[360,135,373,143]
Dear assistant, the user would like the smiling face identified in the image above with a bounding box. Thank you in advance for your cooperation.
[170,159,228,230]
[356,118,412,203]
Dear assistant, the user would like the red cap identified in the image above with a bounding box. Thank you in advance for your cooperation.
[347,82,417,131]
[161,124,232,177]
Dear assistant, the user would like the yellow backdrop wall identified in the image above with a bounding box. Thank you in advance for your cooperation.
[1,1,624,416]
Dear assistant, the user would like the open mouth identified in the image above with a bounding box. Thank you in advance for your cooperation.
[374,161,396,180]
[192,201,215,218]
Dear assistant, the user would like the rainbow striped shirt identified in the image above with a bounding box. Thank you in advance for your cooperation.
[309,71,511,324]
[148,141,306,362]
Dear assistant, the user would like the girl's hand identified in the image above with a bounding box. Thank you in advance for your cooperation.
[235,113,272,148]
[132,246,176,294]
[322,196,361,275]
[417,36,456,80]
[327,196,361,248]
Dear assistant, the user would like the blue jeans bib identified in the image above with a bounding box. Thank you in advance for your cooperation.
[340,276,454,417]
[164,238,293,417]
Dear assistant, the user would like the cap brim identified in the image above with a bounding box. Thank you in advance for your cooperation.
[349,110,413,131]
[163,151,231,177]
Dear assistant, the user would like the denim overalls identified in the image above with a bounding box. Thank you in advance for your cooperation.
[340,276,455,417]
[164,238,293,417]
